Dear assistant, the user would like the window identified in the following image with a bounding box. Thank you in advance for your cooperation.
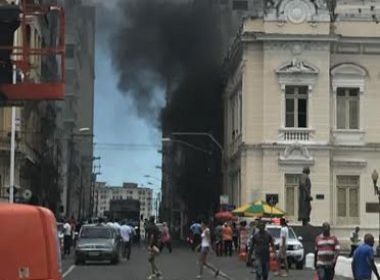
[336,88,359,129]
[285,86,308,128]
[66,44,75,58]
[285,174,300,217]
[337,176,359,224]
[230,83,242,140]
[232,0,248,10]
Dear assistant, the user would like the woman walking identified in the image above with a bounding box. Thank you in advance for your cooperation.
[196,220,220,279]
[159,222,172,253]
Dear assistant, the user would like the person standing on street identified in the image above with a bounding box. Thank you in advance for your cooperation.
[352,233,380,280]
[278,218,289,277]
[159,222,172,253]
[196,220,219,279]
[63,219,72,256]
[190,221,202,251]
[314,222,340,280]
[232,222,239,253]
[214,222,224,257]
[250,220,275,280]
[120,221,134,260]
[222,222,233,256]
[146,217,162,280]
[349,226,361,258]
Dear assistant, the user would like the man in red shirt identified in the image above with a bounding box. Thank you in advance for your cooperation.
[222,222,233,256]
[314,222,340,280]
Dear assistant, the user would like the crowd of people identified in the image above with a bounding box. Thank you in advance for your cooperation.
[58,215,380,280]
[187,218,380,280]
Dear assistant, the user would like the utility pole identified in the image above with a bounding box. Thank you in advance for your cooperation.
[66,134,74,217]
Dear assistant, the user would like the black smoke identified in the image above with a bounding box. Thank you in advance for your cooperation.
[110,0,223,126]
[110,0,224,220]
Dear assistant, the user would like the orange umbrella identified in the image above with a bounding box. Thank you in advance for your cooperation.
[215,211,237,222]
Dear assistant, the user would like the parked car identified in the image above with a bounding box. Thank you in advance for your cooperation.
[75,224,121,265]
[266,224,305,269]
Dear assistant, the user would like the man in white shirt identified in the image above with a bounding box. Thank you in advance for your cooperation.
[120,222,135,260]
[279,218,289,277]
[63,220,72,255]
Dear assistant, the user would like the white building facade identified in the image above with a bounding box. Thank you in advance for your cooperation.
[95,182,153,221]
[223,0,380,238]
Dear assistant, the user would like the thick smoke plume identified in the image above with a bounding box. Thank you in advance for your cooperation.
[110,0,223,127]
[110,0,224,220]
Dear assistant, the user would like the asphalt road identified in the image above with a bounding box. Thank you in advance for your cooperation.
[62,245,351,280]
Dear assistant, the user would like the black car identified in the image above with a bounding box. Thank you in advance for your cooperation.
[75,224,121,265]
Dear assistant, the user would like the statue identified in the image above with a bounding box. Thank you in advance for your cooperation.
[298,167,313,226]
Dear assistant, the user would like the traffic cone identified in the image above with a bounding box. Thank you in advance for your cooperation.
[269,247,280,272]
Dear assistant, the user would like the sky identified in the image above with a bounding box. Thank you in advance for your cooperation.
[93,1,163,193]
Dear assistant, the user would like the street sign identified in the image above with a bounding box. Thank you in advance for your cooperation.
[266,193,278,206]
[219,195,229,204]
[366,203,380,213]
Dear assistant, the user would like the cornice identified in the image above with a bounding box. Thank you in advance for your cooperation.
[231,142,380,152]
[242,32,338,43]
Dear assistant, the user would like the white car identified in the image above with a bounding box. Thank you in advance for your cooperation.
[266,224,305,269]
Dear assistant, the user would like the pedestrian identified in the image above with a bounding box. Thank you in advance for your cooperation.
[222,222,233,256]
[238,220,249,263]
[63,219,72,255]
[146,216,163,280]
[352,233,380,280]
[314,222,340,280]
[248,221,258,269]
[250,220,275,280]
[190,220,202,251]
[349,226,361,258]
[196,220,220,279]
[278,218,289,277]
[232,222,239,252]
[120,221,134,260]
[214,222,224,257]
[159,222,172,253]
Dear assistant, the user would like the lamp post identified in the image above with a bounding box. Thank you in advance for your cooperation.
[162,138,212,154]
[371,169,380,254]
[170,132,224,156]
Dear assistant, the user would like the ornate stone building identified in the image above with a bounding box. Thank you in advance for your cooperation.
[223,0,380,238]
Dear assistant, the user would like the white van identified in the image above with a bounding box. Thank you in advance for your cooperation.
[266,224,305,269]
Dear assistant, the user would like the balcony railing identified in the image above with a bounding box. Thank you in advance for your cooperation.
[279,128,314,142]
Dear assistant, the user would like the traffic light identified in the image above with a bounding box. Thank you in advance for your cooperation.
[0,4,21,84]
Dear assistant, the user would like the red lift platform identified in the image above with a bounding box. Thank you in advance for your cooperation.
[0,1,65,102]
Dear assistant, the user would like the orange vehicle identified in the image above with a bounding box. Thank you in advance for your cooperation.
[0,203,62,280]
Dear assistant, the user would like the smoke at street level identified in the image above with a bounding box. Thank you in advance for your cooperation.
[109,0,223,127]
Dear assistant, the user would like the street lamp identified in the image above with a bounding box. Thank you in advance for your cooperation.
[170,132,224,155]
[371,169,380,254]
[144,174,161,182]
[162,138,212,154]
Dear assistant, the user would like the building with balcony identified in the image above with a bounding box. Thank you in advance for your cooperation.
[223,0,380,238]
[0,0,62,211]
